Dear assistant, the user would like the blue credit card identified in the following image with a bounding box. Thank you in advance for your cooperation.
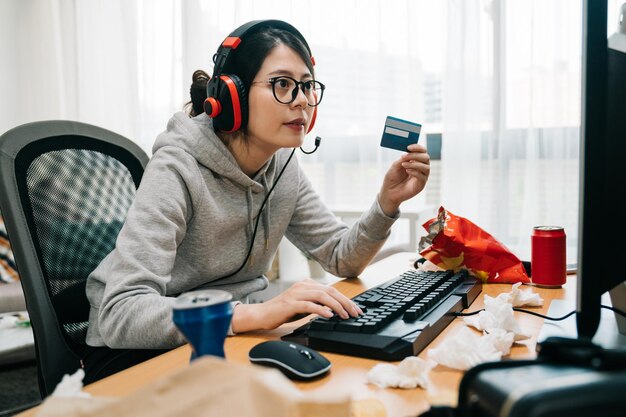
[380,116,421,152]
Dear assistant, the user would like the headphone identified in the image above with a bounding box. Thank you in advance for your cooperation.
[204,20,318,133]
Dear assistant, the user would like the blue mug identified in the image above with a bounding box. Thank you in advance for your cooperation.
[172,289,233,359]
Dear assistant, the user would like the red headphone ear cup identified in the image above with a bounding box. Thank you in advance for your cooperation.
[203,97,222,118]
[307,106,317,133]
[211,75,247,132]
[231,75,248,130]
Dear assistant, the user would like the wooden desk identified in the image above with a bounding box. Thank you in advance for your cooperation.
[19,253,571,417]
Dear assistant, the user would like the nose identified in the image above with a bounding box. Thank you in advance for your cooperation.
[290,85,309,108]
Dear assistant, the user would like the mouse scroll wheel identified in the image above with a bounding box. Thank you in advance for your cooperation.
[299,349,313,359]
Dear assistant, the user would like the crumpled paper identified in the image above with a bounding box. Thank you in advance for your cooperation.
[51,369,91,398]
[367,356,435,389]
[463,283,543,341]
[426,284,544,371]
[504,282,544,307]
[427,327,514,371]
[463,296,529,341]
[419,207,530,284]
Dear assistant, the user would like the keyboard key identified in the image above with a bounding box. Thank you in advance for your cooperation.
[403,309,420,321]
[363,294,383,305]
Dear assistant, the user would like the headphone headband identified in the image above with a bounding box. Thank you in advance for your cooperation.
[212,20,313,79]
[205,19,316,133]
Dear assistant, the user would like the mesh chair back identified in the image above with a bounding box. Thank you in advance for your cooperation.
[0,121,148,396]
[27,148,137,350]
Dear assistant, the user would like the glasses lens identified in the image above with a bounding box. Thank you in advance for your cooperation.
[304,81,324,106]
[272,77,296,104]
[301,81,318,105]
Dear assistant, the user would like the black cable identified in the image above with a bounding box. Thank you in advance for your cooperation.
[454,308,575,321]
[602,304,626,317]
[219,148,297,280]
[512,308,577,321]
[453,310,483,317]
[454,304,626,321]
[453,308,575,321]
[214,135,322,282]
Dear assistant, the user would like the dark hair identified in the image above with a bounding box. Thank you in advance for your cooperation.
[185,26,314,118]
[188,70,210,116]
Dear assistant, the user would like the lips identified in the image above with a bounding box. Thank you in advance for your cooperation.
[284,118,306,127]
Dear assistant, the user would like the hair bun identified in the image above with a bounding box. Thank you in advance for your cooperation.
[192,70,210,83]
[189,70,210,116]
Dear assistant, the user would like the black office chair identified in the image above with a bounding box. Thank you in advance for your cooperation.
[0,121,148,397]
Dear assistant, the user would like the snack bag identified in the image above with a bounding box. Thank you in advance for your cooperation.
[419,207,530,283]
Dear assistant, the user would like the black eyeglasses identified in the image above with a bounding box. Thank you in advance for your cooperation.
[253,76,325,106]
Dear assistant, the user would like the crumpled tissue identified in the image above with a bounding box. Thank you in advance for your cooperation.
[427,327,513,371]
[51,368,91,398]
[463,283,543,341]
[463,296,528,341]
[506,282,544,307]
[367,356,435,389]
[427,284,544,371]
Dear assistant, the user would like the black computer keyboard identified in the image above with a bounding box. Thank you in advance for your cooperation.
[282,269,481,361]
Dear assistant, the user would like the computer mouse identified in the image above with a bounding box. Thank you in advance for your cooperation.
[248,340,331,381]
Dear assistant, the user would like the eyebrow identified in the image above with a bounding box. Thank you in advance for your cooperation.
[267,69,313,79]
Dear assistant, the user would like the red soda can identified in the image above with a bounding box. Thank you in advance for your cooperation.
[531,226,566,287]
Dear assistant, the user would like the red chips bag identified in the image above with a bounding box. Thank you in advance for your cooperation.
[419,207,530,284]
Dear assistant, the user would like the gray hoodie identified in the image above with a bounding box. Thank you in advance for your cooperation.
[85,112,398,349]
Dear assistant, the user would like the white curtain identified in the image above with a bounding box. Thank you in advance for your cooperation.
[4,0,623,258]
[441,0,584,261]
[0,0,181,151]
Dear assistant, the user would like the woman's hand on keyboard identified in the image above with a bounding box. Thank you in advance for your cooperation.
[230,278,363,333]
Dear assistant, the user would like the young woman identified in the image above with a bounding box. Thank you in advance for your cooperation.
[83,20,430,382]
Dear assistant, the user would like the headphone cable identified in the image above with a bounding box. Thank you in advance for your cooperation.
[219,148,297,280]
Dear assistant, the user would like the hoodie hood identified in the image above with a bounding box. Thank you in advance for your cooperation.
[153,111,281,244]
[153,111,276,192]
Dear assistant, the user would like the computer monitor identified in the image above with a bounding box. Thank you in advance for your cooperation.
[576,0,626,342]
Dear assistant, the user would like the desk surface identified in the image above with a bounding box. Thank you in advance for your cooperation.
[19,253,571,417]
